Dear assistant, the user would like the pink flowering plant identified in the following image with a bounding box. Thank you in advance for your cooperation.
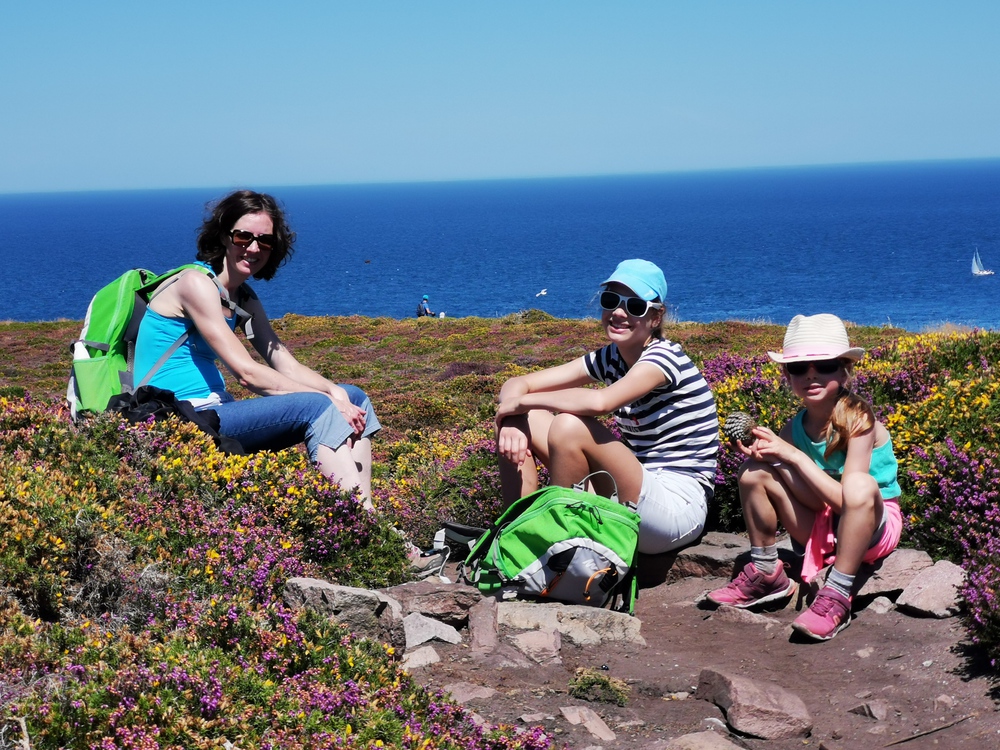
[0,395,554,749]
[2,314,1000,748]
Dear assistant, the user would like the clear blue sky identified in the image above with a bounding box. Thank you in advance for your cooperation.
[2,1,999,194]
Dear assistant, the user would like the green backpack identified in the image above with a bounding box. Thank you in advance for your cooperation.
[67,263,253,421]
[461,480,641,613]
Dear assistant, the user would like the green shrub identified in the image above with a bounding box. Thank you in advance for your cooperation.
[568,667,630,706]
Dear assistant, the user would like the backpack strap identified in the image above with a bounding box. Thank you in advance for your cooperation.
[147,268,256,339]
[134,329,194,391]
[134,269,255,391]
[205,275,256,340]
[573,470,630,508]
[229,282,257,340]
[73,338,110,353]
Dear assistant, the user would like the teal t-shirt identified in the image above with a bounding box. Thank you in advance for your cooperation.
[791,410,901,499]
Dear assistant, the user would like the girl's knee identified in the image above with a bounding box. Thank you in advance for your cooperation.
[841,472,879,511]
[340,383,371,408]
[737,459,777,490]
[547,412,591,445]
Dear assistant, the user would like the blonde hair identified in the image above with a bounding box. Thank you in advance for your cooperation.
[823,362,875,458]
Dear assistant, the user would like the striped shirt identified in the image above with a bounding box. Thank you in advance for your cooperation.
[584,339,720,489]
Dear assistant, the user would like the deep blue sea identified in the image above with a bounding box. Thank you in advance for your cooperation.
[3,159,1000,331]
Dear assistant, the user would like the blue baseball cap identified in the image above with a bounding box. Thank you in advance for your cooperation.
[422,294,429,300]
[601,259,667,302]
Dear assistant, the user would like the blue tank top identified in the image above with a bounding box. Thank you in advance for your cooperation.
[134,308,235,401]
[791,410,901,499]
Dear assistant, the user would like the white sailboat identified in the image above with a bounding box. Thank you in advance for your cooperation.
[972,248,994,276]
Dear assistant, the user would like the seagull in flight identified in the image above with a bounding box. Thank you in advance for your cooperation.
[535,288,547,297]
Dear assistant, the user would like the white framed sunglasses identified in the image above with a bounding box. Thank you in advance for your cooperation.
[599,290,663,317]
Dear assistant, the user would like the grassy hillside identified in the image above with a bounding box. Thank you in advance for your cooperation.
[1,314,997,748]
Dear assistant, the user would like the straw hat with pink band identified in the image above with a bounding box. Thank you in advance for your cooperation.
[767,314,865,364]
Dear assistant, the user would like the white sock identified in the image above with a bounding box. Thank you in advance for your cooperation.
[826,567,855,599]
[751,545,779,575]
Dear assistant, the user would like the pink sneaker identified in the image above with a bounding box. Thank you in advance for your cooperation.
[707,562,796,608]
[792,587,852,640]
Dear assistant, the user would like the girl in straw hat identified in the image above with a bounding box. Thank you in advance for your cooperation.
[707,313,902,640]
[495,259,719,555]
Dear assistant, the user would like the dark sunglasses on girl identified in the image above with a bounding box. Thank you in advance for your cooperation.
[229,229,276,251]
[599,290,663,317]
[785,359,844,376]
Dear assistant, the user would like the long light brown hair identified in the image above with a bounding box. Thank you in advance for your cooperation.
[823,361,875,458]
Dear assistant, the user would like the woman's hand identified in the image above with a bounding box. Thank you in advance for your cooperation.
[328,385,366,436]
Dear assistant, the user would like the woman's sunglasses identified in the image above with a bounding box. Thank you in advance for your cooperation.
[599,291,663,317]
[229,229,276,251]
[785,359,844,376]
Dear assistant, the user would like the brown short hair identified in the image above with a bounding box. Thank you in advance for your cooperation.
[196,190,295,281]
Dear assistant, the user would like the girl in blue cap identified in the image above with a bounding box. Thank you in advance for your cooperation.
[495,259,720,554]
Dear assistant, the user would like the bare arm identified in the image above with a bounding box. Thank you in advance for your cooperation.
[496,358,594,466]
[497,358,593,409]
[243,296,367,433]
[150,272,299,396]
[496,358,667,423]
[495,357,667,466]
[150,272,365,432]
[244,296,342,392]
[842,427,877,476]
[739,421,848,509]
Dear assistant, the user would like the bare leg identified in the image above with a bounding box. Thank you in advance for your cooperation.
[738,460,820,548]
[350,437,373,508]
[315,442,369,507]
[498,411,555,506]
[545,413,644,504]
[829,472,882,576]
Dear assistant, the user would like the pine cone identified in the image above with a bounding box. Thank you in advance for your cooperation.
[722,411,757,444]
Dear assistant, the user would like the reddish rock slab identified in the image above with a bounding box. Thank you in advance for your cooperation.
[695,668,812,740]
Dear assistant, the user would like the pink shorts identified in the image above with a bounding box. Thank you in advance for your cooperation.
[801,498,903,582]
[863,498,903,563]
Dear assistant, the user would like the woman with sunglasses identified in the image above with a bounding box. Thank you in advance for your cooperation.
[495,259,720,555]
[707,314,902,641]
[133,190,380,507]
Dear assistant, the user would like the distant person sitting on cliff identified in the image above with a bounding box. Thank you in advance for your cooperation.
[494,258,719,555]
[706,314,902,641]
[132,189,381,508]
[416,294,434,317]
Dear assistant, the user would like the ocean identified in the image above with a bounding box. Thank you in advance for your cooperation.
[3,159,1000,330]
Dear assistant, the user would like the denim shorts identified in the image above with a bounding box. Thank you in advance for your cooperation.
[636,468,710,555]
[209,385,380,461]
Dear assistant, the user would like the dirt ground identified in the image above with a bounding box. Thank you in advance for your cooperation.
[412,562,1000,750]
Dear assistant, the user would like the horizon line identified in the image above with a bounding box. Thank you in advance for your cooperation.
[3,155,1000,199]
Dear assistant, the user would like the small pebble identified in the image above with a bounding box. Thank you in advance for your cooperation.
[934,694,956,708]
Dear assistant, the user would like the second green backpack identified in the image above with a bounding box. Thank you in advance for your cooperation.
[460,483,641,613]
